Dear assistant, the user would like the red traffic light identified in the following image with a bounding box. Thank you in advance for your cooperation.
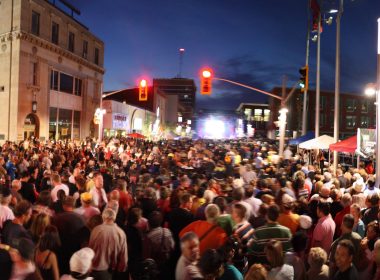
[200,68,213,95]
[139,79,148,101]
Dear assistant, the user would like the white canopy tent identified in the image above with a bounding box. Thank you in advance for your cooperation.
[299,135,335,150]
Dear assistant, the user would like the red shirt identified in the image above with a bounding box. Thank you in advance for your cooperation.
[179,220,227,256]
[334,206,350,237]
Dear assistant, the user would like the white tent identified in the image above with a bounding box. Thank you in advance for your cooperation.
[299,135,335,150]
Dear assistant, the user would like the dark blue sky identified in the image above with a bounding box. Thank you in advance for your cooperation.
[69,0,379,109]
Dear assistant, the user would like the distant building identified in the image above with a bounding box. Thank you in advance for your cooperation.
[236,103,271,137]
[269,87,375,139]
[153,78,196,122]
[103,86,168,138]
[0,0,105,141]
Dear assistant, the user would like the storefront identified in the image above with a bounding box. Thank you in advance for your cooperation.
[103,112,128,137]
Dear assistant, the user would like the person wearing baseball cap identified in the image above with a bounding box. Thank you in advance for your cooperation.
[60,247,95,280]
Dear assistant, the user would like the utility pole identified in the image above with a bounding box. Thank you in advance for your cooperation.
[333,0,343,173]
[315,13,321,138]
[302,0,311,135]
[178,48,185,78]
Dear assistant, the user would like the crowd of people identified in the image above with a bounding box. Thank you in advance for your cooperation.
[0,136,379,280]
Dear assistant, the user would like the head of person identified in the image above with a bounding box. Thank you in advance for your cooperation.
[231,203,247,224]
[69,247,95,279]
[1,187,12,205]
[340,193,352,208]
[13,200,32,224]
[198,249,224,280]
[180,192,193,211]
[180,231,200,262]
[80,192,93,206]
[244,264,268,280]
[36,190,51,207]
[367,220,380,240]
[30,212,50,241]
[350,203,361,220]
[266,204,280,223]
[291,231,308,254]
[93,172,103,189]
[75,176,87,192]
[214,196,227,213]
[102,208,116,224]
[205,204,220,224]
[232,187,245,201]
[109,189,120,202]
[335,240,355,272]
[148,211,163,229]
[116,179,127,192]
[38,225,61,252]
[9,238,35,264]
[62,196,75,212]
[127,207,142,226]
[317,201,330,218]
[11,179,21,191]
[341,214,355,234]
[370,193,380,207]
[50,173,61,186]
[265,240,284,268]
[308,247,327,269]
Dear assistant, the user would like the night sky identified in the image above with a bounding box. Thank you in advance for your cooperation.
[66,0,379,110]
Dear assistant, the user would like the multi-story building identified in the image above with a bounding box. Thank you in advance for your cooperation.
[0,0,104,141]
[153,78,196,122]
[236,103,271,137]
[269,88,375,139]
[103,86,168,138]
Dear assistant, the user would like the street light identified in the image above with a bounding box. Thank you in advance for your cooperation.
[278,107,288,158]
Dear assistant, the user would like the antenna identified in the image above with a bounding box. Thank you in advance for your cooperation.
[178,48,185,78]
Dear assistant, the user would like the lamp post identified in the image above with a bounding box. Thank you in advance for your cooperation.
[333,0,343,173]
[278,108,288,158]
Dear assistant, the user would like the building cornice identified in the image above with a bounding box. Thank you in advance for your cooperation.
[0,31,105,75]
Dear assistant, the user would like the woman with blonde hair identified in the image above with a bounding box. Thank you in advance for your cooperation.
[245,263,267,280]
[29,212,50,243]
[35,225,61,280]
[265,240,294,280]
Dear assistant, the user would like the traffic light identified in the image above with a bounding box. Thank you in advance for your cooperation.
[139,79,148,101]
[299,66,309,93]
[200,69,212,95]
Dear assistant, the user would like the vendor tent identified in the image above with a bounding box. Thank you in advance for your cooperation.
[329,135,357,153]
[289,131,315,145]
[299,135,335,150]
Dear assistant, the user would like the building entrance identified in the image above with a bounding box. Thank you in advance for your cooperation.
[23,114,39,139]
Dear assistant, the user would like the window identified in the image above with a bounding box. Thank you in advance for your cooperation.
[32,62,38,86]
[320,96,326,110]
[49,107,58,139]
[59,73,73,94]
[73,111,81,139]
[346,116,357,129]
[31,11,40,36]
[68,32,75,52]
[263,109,270,122]
[320,114,326,127]
[50,70,59,91]
[82,40,88,59]
[346,99,357,112]
[51,21,59,45]
[253,109,262,121]
[74,78,82,96]
[361,116,369,128]
[244,109,252,120]
[58,109,72,140]
[94,47,99,65]
[361,100,369,113]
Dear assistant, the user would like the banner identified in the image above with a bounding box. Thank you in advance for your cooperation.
[357,128,376,158]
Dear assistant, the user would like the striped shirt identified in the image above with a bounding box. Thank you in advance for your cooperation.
[234,221,254,244]
[248,222,292,263]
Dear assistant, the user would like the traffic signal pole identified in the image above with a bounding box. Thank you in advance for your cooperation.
[302,0,311,135]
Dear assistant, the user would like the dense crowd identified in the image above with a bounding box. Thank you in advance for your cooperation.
[0,137,379,280]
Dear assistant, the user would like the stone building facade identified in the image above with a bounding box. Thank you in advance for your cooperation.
[0,0,104,141]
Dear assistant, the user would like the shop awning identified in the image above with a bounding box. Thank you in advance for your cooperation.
[288,131,315,145]
[329,135,357,153]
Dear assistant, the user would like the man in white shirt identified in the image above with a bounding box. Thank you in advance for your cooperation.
[50,173,69,202]
[0,188,14,229]
[89,172,108,210]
